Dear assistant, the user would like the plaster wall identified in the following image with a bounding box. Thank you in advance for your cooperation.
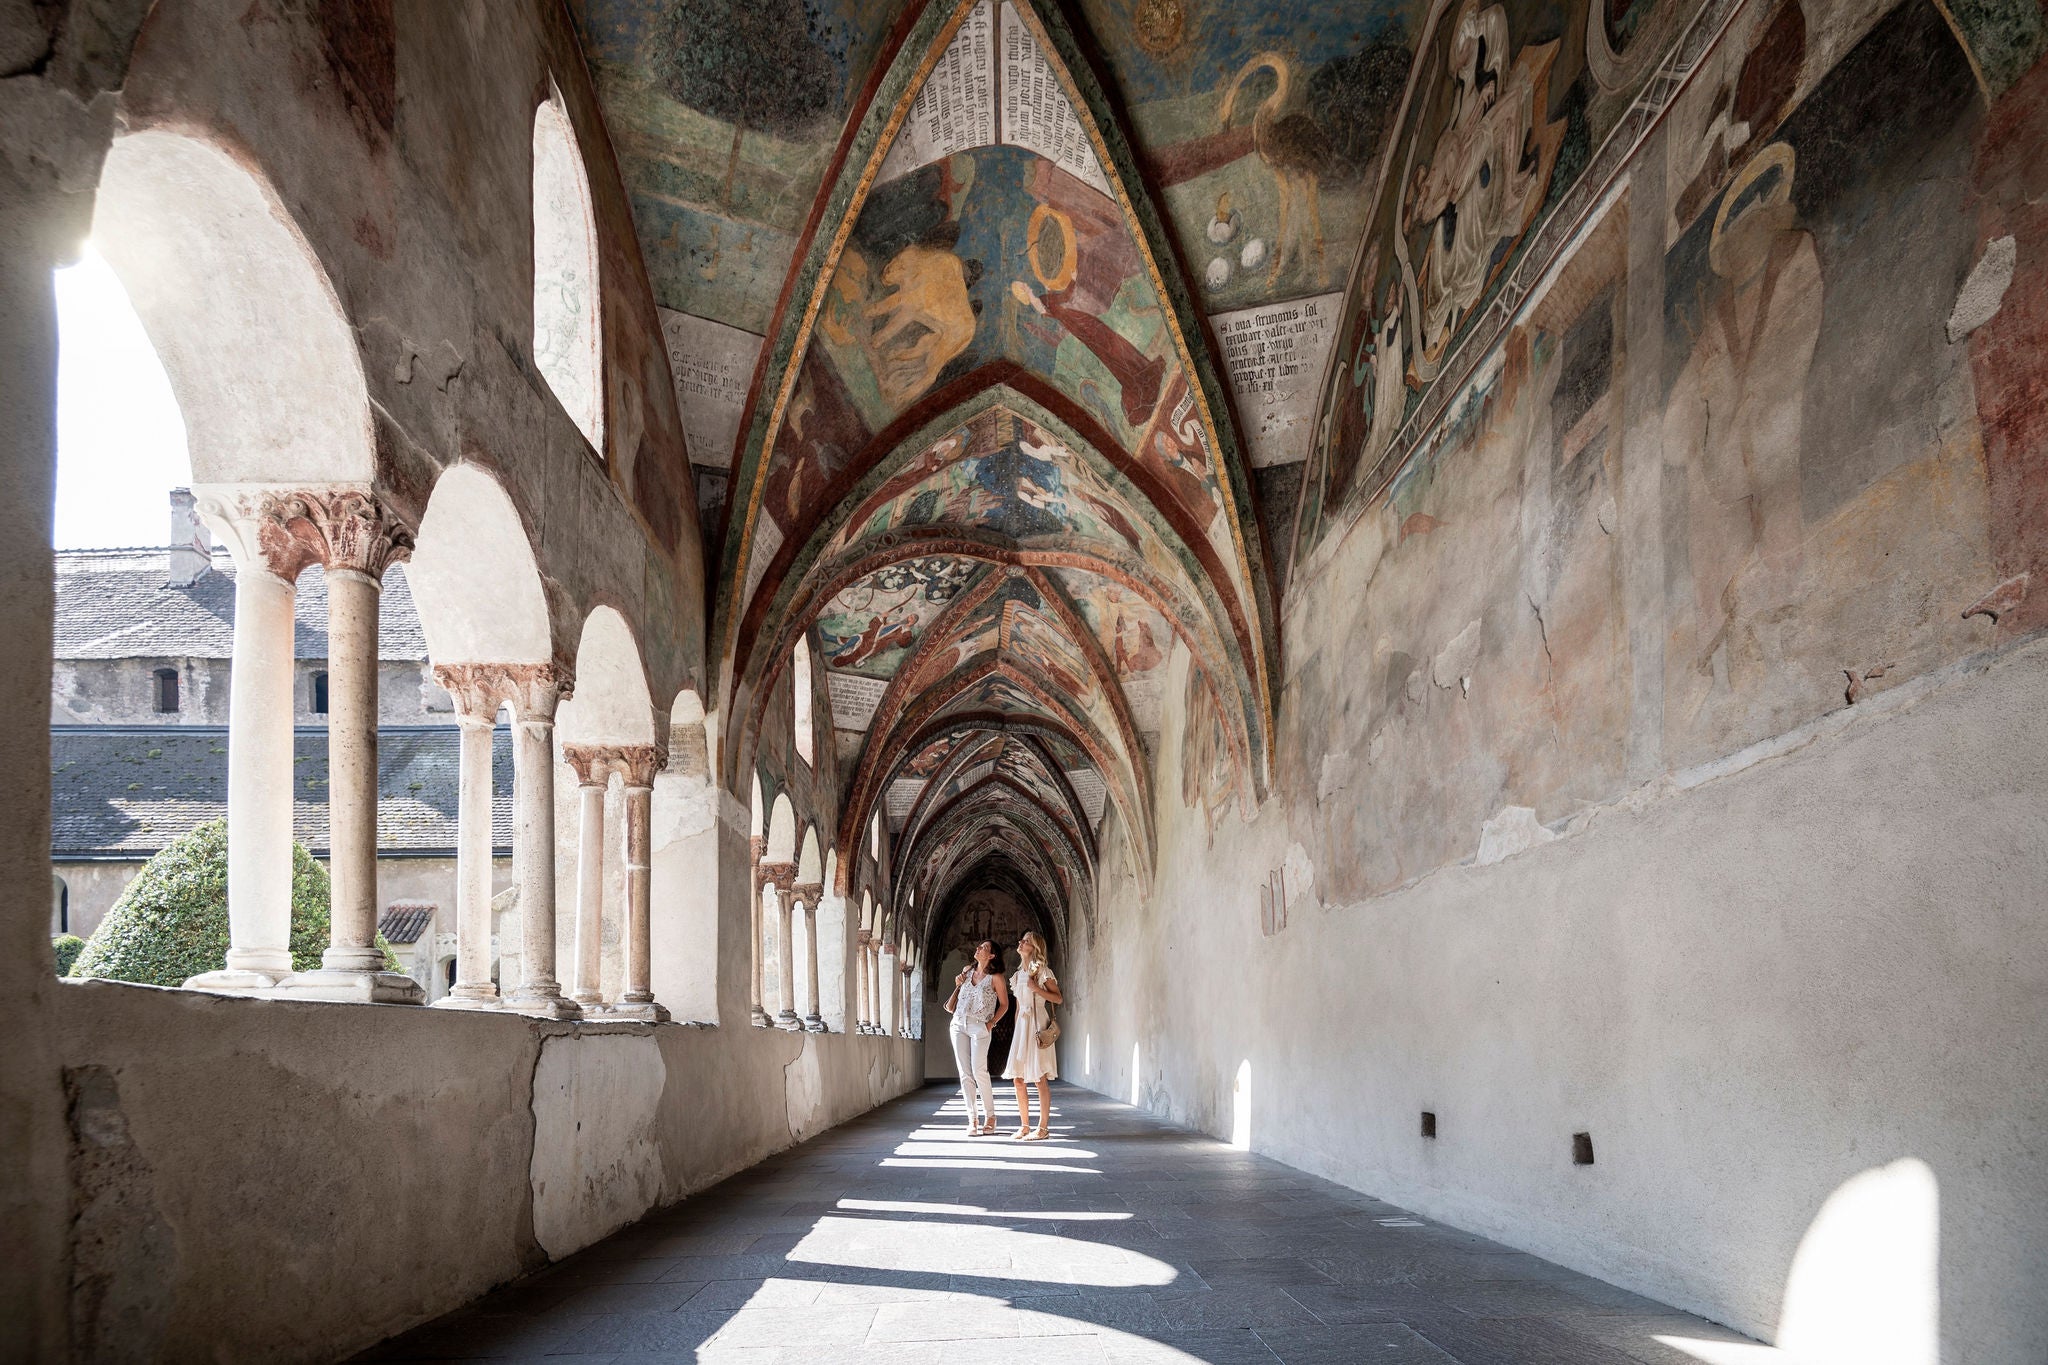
[47,982,921,1365]
[1062,636,2048,1365]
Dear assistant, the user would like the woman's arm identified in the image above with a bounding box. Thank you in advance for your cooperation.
[991,974,1010,1024]
[1037,972,1063,1005]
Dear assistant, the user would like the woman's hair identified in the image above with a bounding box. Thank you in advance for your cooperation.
[1019,931,1048,965]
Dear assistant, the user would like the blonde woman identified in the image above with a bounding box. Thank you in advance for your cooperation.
[1002,931,1063,1140]
[942,939,1008,1135]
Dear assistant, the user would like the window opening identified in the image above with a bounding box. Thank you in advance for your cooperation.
[532,88,604,453]
[153,667,180,713]
[793,636,815,766]
[312,670,329,715]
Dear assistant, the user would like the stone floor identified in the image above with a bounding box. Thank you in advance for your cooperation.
[360,1083,1765,1364]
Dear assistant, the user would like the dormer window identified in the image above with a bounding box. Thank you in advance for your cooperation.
[152,667,180,714]
[312,670,329,715]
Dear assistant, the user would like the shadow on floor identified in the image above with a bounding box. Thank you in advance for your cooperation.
[357,1082,1767,1364]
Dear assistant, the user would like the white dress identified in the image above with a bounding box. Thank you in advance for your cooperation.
[1003,964,1059,1083]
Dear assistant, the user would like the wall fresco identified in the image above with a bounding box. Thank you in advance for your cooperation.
[1302,0,1713,558]
[1265,0,2028,903]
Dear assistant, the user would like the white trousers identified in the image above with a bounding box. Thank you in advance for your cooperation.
[950,1025,994,1123]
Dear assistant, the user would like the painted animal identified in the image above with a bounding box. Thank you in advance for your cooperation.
[1218,52,1333,287]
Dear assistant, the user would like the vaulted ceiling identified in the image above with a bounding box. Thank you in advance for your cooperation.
[569,0,1424,937]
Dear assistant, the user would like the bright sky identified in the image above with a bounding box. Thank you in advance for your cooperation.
[53,246,193,550]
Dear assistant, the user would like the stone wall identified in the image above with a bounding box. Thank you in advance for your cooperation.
[1060,0,2048,1359]
[50,982,921,1364]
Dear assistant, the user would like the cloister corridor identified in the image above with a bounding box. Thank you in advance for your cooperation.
[362,1085,1756,1365]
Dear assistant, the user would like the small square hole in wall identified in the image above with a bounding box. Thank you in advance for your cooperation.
[1572,1132,1595,1165]
[1420,1111,1437,1139]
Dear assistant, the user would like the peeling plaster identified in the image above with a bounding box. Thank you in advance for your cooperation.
[1947,235,2017,342]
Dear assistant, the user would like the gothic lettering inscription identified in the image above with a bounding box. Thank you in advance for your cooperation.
[1212,292,1342,468]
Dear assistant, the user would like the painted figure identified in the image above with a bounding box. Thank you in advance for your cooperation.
[1663,142,1820,697]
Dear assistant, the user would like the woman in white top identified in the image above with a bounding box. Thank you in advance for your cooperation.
[1003,931,1063,1140]
[942,940,1009,1135]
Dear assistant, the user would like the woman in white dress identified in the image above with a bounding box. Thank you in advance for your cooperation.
[942,940,1008,1135]
[1003,931,1063,1140]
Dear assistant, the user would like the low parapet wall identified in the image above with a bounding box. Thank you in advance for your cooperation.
[50,988,921,1364]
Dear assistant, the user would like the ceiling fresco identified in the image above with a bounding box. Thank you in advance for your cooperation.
[568,0,1456,937]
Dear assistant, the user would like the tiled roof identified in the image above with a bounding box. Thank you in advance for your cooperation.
[378,903,437,945]
[53,550,429,662]
[50,724,510,858]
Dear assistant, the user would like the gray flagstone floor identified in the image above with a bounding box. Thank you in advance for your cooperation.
[358,1082,1763,1364]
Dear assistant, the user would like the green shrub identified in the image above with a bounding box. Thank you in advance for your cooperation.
[70,820,397,986]
[52,933,85,976]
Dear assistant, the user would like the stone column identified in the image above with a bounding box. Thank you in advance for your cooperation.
[794,881,824,1032]
[612,744,669,1022]
[761,862,800,1030]
[866,940,882,1035]
[563,745,610,1009]
[881,943,897,1036]
[280,492,423,1003]
[503,667,579,1019]
[749,835,770,1027]
[184,492,299,992]
[433,666,503,1009]
[853,931,871,1033]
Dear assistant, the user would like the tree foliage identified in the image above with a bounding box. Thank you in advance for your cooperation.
[70,820,396,987]
[52,934,85,976]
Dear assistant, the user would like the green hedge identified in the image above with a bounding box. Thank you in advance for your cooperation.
[52,933,85,976]
[70,820,397,987]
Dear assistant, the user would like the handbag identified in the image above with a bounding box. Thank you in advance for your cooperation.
[1036,1011,1061,1048]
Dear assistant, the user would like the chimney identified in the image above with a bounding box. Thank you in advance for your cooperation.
[167,488,213,587]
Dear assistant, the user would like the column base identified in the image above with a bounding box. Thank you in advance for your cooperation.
[502,990,583,1021]
[183,968,289,994]
[609,997,670,1023]
[775,1010,802,1031]
[277,969,426,1005]
[751,1007,773,1027]
[430,988,502,1011]
[803,1015,827,1033]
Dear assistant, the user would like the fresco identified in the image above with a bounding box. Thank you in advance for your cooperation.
[1075,0,1422,311]
[1269,0,2022,903]
[994,739,1083,827]
[817,557,982,678]
[1302,0,1711,557]
[830,407,1157,554]
[1051,568,1170,733]
[570,0,895,331]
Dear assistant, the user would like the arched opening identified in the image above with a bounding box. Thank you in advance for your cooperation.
[556,607,659,1014]
[1231,1059,1252,1151]
[65,128,384,997]
[792,635,816,768]
[651,688,718,1023]
[409,464,558,1013]
[532,87,603,455]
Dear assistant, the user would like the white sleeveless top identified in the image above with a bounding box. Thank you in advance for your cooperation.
[953,970,998,1033]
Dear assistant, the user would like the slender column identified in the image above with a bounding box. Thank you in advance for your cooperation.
[853,932,871,1033]
[749,835,770,1027]
[899,964,912,1037]
[612,744,669,1022]
[260,491,424,1003]
[185,493,298,991]
[881,943,897,1036]
[504,667,578,1019]
[866,942,881,1034]
[795,881,824,1031]
[563,745,610,1009]
[764,863,800,1029]
[431,668,502,1009]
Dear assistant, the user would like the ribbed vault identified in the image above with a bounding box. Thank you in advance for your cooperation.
[714,0,1280,925]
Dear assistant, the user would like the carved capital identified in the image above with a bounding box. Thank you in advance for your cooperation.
[791,881,822,908]
[435,663,504,720]
[559,740,667,787]
[261,488,414,579]
[856,930,873,948]
[749,834,768,859]
[759,860,797,892]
